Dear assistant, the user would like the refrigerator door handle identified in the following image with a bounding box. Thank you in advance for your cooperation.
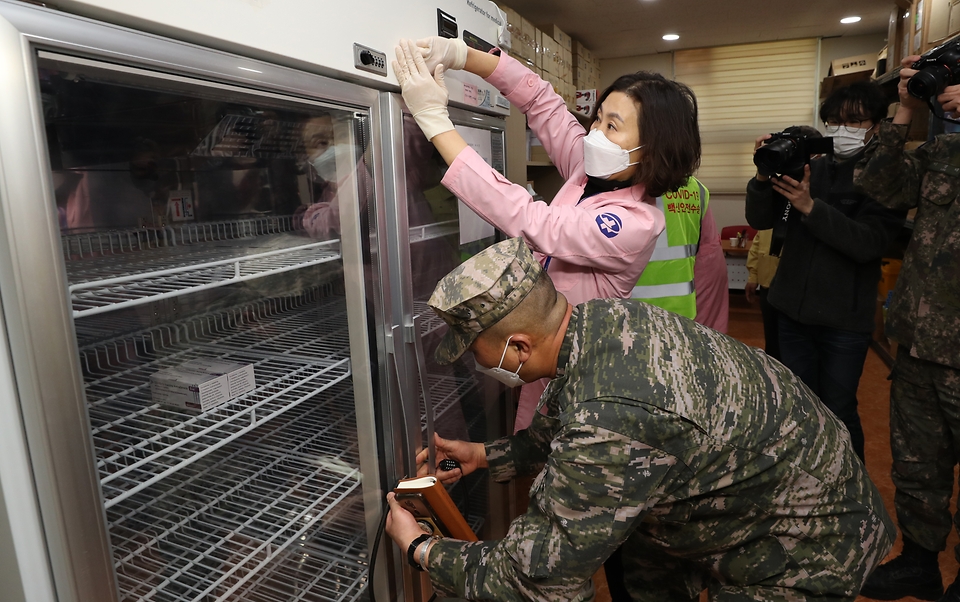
[387,324,417,477]
[411,313,436,474]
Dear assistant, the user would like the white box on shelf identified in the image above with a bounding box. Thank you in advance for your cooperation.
[151,364,230,412]
[151,358,256,411]
[180,358,256,399]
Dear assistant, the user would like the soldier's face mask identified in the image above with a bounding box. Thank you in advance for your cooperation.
[474,335,527,388]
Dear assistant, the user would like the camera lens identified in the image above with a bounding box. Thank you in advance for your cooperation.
[908,65,950,99]
[754,138,798,177]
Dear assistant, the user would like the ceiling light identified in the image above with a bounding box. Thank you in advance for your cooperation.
[662,34,680,41]
[238,66,262,73]
[840,16,861,24]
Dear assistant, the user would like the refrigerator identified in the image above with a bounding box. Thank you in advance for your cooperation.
[0,1,512,602]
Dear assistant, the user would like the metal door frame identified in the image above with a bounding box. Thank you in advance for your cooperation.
[379,91,507,601]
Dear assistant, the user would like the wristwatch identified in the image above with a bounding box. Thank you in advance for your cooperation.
[407,533,433,571]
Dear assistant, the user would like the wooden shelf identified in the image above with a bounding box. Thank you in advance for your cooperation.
[526,161,554,167]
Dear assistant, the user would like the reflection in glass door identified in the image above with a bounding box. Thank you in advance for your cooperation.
[399,111,509,540]
[40,52,380,601]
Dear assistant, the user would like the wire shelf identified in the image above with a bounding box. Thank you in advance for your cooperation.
[413,301,446,339]
[227,538,367,602]
[82,304,353,507]
[75,312,154,348]
[62,217,298,261]
[182,295,350,361]
[108,423,365,602]
[421,374,478,434]
[408,219,458,244]
[69,239,341,318]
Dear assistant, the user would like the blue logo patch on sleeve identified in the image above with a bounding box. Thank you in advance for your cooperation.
[596,213,623,238]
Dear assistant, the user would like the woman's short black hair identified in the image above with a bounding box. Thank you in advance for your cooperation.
[819,80,888,125]
[592,72,701,197]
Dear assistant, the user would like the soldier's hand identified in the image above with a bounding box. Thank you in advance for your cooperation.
[385,492,431,553]
[898,55,927,113]
[939,83,960,115]
[416,432,487,484]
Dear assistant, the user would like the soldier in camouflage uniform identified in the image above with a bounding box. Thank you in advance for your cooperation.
[855,58,960,602]
[385,237,893,601]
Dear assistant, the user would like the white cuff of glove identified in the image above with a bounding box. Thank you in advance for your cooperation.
[413,107,455,140]
[448,39,468,71]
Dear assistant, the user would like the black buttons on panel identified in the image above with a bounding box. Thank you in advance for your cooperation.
[354,43,387,76]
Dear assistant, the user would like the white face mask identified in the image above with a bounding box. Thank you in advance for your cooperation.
[310,145,339,181]
[824,125,869,159]
[474,336,526,388]
[582,128,643,179]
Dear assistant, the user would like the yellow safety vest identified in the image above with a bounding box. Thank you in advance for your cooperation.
[632,177,708,319]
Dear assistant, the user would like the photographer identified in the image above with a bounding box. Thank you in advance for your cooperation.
[856,54,960,602]
[744,82,906,462]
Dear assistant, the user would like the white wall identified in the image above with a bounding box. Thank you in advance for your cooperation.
[597,33,889,231]
[599,53,674,88]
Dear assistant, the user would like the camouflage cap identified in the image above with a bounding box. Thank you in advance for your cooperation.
[428,237,542,365]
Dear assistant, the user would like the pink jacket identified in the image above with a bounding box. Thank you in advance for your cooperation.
[693,208,729,334]
[440,53,664,432]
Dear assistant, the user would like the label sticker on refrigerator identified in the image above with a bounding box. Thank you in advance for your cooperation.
[477,89,493,109]
[168,190,195,221]
[463,83,478,106]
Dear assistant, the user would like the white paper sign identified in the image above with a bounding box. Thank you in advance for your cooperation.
[455,125,496,245]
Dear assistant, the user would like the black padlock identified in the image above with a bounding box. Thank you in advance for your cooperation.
[439,459,461,472]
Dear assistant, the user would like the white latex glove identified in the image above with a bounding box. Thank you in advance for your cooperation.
[416,36,468,72]
[393,39,455,141]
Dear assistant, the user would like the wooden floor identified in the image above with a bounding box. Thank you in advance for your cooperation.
[589,292,960,602]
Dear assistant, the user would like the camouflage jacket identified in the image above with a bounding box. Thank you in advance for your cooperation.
[426,300,893,601]
[855,122,960,369]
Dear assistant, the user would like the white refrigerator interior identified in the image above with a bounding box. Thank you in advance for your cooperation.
[48,55,377,601]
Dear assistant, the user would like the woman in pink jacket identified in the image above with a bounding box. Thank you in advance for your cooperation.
[393,38,701,432]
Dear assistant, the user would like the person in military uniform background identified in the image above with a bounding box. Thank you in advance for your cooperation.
[384,237,893,601]
[856,57,960,602]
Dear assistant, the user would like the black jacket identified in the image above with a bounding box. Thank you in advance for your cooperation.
[745,152,906,333]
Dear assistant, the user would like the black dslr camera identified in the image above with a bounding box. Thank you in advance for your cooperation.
[754,129,834,180]
[908,35,960,99]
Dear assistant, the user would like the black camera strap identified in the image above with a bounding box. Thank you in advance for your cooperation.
[769,193,798,257]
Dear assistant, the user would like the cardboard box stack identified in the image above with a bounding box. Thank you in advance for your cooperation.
[527,130,549,163]
[501,6,538,74]
[573,39,601,91]
[497,4,583,111]
[819,52,875,99]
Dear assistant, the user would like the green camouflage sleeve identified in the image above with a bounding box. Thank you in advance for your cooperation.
[855,121,930,211]
[428,419,679,600]
[485,405,561,483]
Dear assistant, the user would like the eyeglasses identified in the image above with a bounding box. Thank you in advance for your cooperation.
[824,121,872,134]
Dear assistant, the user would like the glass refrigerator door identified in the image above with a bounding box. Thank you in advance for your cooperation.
[39,51,383,601]
[397,107,512,541]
